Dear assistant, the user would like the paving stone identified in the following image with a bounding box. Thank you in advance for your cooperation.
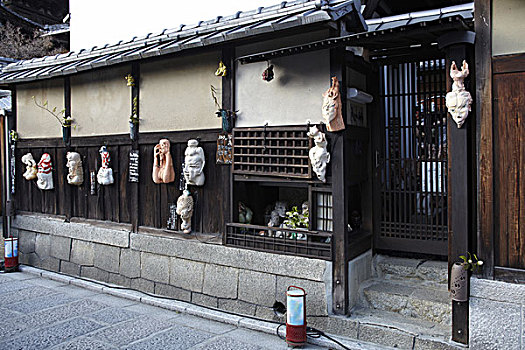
[125,325,213,350]
[414,336,459,350]
[358,323,415,349]
[0,280,33,293]
[170,257,204,292]
[0,307,23,319]
[93,243,120,273]
[70,240,94,266]
[86,307,140,325]
[119,249,140,278]
[173,314,237,335]
[470,297,521,350]
[60,260,81,276]
[192,292,218,308]
[0,317,104,350]
[192,336,265,350]
[141,252,169,283]
[50,235,72,260]
[8,293,78,314]
[202,264,239,299]
[223,328,293,349]
[92,316,178,346]
[408,288,451,325]
[376,255,421,279]
[52,337,118,350]
[416,260,448,284]
[218,298,256,316]
[238,270,276,306]
[0,285,56,306]
[362,281,411,313]
[131,278,155,294]
[123,302,180,319]
[86,293,138,308]
[80,266,109,282]
[154,282,191,302]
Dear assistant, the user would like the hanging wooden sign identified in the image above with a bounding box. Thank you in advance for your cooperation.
[10,143,15,194]
[216,133,232,164]
[166,203,179,231]
[129,150,139,182]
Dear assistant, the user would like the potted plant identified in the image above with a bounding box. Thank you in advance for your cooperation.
[450,252,483,302]
[211,85,236,133]
[32,96,74,147]
[129,96,139,141]
[283,205,309,240]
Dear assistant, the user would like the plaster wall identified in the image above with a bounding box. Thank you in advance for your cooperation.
[469,277,525,349]
[492,0,525,56]
[140,52,222,132]
[16,80,64,138]
[235,31,330,128]
[71,65,130,137]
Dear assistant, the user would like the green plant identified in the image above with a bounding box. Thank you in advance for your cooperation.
[283,206,309,229]
[32,96,73,127]
[459,252,483,272]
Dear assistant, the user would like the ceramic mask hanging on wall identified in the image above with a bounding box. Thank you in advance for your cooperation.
[322,76,345,132]
[66,152,84,186]
[307,125,330,182]
[152,139,175,184]
[21,153,37,180]
[97,146,114,185]
[183,139,205,186]
[176,189,194,233]
[446,60,472,128]
[37,153,54,190]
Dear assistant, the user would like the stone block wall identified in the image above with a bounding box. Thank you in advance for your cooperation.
[13,214,330,321]
[470,277,525,349]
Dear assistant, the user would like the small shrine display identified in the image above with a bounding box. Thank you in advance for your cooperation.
[152,139,175,184]
[66,152,84,186]
[37,153,54,190]
[21,153,37,180]
[97,146,114,185]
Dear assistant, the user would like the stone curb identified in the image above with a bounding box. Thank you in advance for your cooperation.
[18,265,386,350]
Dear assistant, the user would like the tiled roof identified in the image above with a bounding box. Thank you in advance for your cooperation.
[0,0,362,84]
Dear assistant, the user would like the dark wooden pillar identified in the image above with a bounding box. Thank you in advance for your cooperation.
[130,62,140,232]
[330,46,349,315]
[221,47,234,239]
[63,77,72,221]
[438,32,475,345]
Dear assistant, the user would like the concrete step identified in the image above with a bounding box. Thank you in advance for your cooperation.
[360,279,451,325]
[374,255,448,285]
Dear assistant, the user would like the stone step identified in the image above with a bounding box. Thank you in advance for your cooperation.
[374,255,448,285]
[360,279,451,326]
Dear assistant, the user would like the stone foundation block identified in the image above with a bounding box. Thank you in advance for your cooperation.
[40,256,60,272]
[70,240,94,266]
[35,233,51,259]
[81,266,109,283]
[60,260,81,276]
[170,258,204,292]
[238,270,276,306]
[154,283,191,302]
[191,292,218,308]
[359,324,415,349]
[218,299,256,316]
[202,264,239,299]
[141,252,169,284]
[119,249,140,278]
[18,230,36,254]
[50,236,71,261]
[107,273,131,288]
[131,278,155,294]
[276,276,327,316]
[93,244,120,273]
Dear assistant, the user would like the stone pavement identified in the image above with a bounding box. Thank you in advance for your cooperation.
[0,267,390,350]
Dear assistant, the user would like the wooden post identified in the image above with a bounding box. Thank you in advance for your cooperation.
[221,47,234,241]
[63,77,72,221]
[474,0,494,279]
[330,46,349,315]
[438,36,474,345]
[130,62,140,232]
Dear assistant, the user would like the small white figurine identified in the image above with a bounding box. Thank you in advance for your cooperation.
[183,139,205,186]
[307,125,330,182]
[37,153,54,190]
[446,60,472,128]
[97,146,114,185]
[176,189,194,233]
[21,153,37,180]
[66,152,84,186]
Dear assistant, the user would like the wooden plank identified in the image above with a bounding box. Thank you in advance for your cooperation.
[104,145,119,222]
[329,46,349,315]
[32,148,43,213]
[139,144,155,227]
[475,0,494,279]
[118,144,131,223]
[494,266,525,283]
[493,53,525,74]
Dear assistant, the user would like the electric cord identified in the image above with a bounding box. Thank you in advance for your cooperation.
[20,270,351,350]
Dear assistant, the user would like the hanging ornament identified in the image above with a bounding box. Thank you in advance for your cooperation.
[215,61,227,77]
[125,74,135,87]
[262,63,274,82]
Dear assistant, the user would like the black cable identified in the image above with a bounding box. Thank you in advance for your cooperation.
[306,326,352,350]
[276,323,285,340]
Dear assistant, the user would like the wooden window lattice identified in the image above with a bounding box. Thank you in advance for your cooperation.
[232,126,312,178]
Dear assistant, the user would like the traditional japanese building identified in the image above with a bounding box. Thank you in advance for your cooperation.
[0,0,523,348]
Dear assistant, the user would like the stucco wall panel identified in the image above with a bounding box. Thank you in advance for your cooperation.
[17,80,64,138]
[71,65,130,137]
[140,52,222,132]
[493,0,525,56]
